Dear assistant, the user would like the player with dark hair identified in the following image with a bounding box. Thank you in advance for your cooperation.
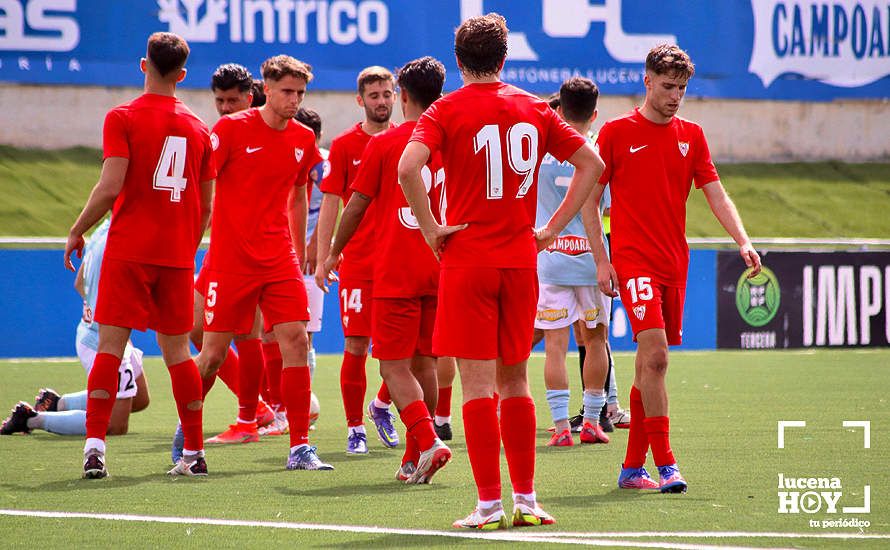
[590,44,761,493]
[315,66,399,455]
[399,14,604,528]
[63,31,215,478]
[251,79,266,107]
[197,55,332,471]
[535,77,612,448]
[211,63,254,115]
[319,56,451,483]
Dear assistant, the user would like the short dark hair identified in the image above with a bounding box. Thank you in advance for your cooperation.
[558,77,599,122]
[261,55,313,82]
[646,44,695,80]
[547,92,560,110]
[211,63,252,92]
[356,66,394,95]
[295,107,322,140]
[397,57,445,110]
[454,13,508,77]
[250,79,266,106]
[146,32,189,78]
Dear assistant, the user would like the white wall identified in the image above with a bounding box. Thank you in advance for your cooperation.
[2,84,889,162]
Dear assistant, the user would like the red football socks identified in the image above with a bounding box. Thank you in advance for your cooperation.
[201,372,217,400]
[262,342,283,408]
[644,415,676,467]
[282,365,311,447]
[402,431,419,466]
[85,352,121,441]
[462,397,502,501]
[234,338,264,423]
[168,358,204,452]
[623,385,649,469]
[340,351,367,427]
[215,347,240,394]
[399,400,436,451]
[499,396,536,495]
[376,382,392,406]
[435,386,452,418]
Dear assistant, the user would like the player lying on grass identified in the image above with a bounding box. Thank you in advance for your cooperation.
[2,219,150,438]
[319,56,452,483]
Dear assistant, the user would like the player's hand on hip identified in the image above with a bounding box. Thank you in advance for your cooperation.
[597,259,619,298]
[64,233,84,272]
[534,226,556,252]
[741,243,762,278]
[423,223,467,261]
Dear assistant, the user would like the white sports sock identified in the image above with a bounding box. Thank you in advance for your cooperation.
[348,425,366,436]
[513,491,537,506]
[373,397,390,409]
[434,415,451,426]
[84,437,105,454]
[290,443,309,454]
[477,499,502,512]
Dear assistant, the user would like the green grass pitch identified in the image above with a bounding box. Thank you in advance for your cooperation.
[0,349,888,548]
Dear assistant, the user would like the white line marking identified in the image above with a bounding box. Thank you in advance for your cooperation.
[6,509,865,549]
[777,420,806,448]
[842,420,871,448]
[533,531,890,540]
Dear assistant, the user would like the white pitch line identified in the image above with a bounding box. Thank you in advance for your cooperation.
[533,530,889,540]
[0,509,786,550]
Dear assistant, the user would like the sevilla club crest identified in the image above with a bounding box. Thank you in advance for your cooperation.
[678,141,689,157]
[295,148,304,162]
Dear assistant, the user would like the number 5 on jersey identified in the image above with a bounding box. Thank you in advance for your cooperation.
[154,135,188,202]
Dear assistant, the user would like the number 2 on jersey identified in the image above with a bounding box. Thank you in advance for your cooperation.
[474,123,539,200]
[153,136,188,202]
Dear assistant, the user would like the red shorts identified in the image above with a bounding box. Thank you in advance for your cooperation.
[434,267,537,365]
[94,257,193,335]
[617,273,685,346]
[203,270,309,335]
[338,278,373,337]
[194,264,209,297]
[372,296,437,360]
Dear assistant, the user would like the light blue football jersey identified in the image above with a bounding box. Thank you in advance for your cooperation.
[75,218,110,350]
[535,137,609,286]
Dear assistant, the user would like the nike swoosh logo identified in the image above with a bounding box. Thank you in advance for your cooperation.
[352,159,361,166]
[629,145,648,153]
[246,146,263,154]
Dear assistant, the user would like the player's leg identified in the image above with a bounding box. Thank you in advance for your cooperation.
[221,309,265,442]
[434,356,456,441]
[569,321,586,431]
[542,327,573,445]
[498,269,554,527]
[106,343,145,435]
[578,322,610,444]
[158,330,207,476]
[605,341,631,429]
[260,331,288,436]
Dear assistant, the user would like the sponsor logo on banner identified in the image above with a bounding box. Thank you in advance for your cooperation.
[157,0,389,45]
[546,235,591,256]
[749,0,890,87]
[0,0,80,51]
[736,265,782,327]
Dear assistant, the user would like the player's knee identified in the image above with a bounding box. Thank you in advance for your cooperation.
[345,336,370,355]
[642,349,669,375]
[89,389,111,400]
[200,346,228,372]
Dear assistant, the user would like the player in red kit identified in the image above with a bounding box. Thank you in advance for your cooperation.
[315,66,399,454]
[64,32,214,478]
[399,14,604,528]
[197,55,332,471]
[319,56,451,484]
[588,44,761,493]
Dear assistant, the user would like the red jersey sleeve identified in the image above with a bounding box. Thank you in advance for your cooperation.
[544,108,587,163]
[199,132,216,182]
[410,101,445,154]
[102,108,129,160]
[349,135,384,199]
[320,138,348,196]
[692,127,719,189]
[210,117,232,173]
[595,123,613,185]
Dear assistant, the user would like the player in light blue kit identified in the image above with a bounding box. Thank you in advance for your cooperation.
[535,78,612,447]
[1,219,150,436]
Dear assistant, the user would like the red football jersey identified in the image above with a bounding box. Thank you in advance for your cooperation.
[320,122,393,281]
[410,82,586,269]
[597,108,720,286]
[206,109,322,278]
[102,93,215,268]
[350,122,442,298]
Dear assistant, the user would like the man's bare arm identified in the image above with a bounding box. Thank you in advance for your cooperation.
[65,157,128,271]
[314,192,341,291]
[701,180,761,276]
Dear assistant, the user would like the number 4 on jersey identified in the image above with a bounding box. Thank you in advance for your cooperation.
[153,136,188,202]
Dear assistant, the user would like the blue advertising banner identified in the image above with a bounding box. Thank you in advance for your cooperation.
[1,1,888,99]
[0,248,716,358]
